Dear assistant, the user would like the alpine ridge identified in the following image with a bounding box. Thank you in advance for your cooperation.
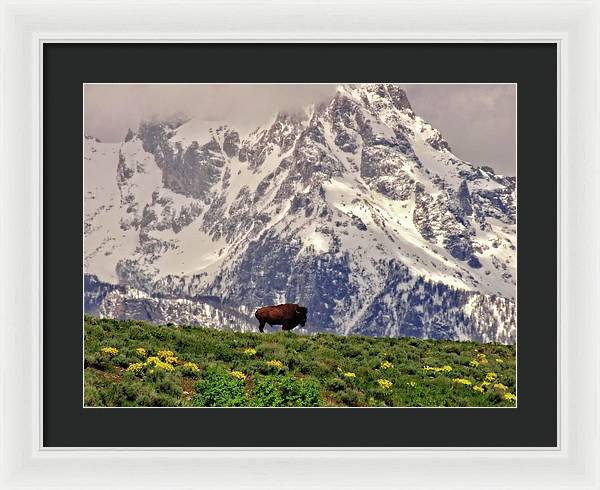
[84,83,516,343]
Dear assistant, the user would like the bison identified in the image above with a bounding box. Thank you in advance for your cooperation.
[254,303,307,332]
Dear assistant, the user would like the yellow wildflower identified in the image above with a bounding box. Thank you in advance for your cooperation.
[231,370,247,381]
[495,358,504,364]
[377,378,393,390]
[423,365,453,373]
[157,350,174,360]
[476,353,488,364]
[473,385,485,393]
[244,348,257,356]
[343,372,356,378]
[469,360,480,367]
[452,378,472,386]
[503,393,517,402]
[406,381,417,388]
[485,372,498,382]
[159,363,175,372]
[135,347,146,356]
[266,359,284,370]
[126,362,144,373]
[481,381,491,387]
[146,356,174,371]
[100,346,118,356]
[380,360,394,369]
[493,383,508,391]
[164,356,178,365]
[182,361,199,373]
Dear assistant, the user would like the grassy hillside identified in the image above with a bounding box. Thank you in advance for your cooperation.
[84,316,516,407]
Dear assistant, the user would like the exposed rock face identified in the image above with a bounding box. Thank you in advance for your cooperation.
[124,128,135,142]
[84,83,516,343]
[85,275,255,331]
[222,129,240,158]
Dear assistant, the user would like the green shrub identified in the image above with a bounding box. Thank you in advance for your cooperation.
[325,377,346,392]
[193,369,247,407]
[146,369,182,397]
[252,374,322,407]
[338,389,361,406]
[251,375,284,406]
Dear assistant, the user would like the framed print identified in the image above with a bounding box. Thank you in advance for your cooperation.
[49,43,552,447]
[1,0,599,489]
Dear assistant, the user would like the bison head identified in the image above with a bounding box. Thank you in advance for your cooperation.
[295,306,308,326]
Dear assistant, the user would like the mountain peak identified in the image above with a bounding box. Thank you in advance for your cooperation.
[337,83,412,111]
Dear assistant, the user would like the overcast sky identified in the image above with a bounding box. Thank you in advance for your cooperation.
[84,83,516,175]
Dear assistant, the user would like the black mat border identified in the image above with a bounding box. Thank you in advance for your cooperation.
[44,43,557,447]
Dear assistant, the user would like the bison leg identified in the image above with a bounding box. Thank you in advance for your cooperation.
[282,321,296,331]
[258,319,266,333]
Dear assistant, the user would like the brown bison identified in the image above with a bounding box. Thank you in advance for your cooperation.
[254,303,308,332]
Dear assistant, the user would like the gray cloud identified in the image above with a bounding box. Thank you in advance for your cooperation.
[400,84,516,175]
[84,83,515,175]
[84,84,337,140]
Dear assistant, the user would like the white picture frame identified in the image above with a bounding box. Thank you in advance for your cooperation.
[1,0,599,488]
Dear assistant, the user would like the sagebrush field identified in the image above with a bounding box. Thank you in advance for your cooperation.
[84,316,516,407]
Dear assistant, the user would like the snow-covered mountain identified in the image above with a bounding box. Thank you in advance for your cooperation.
[84,83,516,343]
